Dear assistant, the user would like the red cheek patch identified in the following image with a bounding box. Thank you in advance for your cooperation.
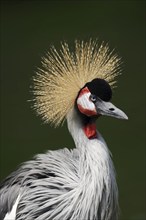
[77,104,97,116]
[78,87,90,97]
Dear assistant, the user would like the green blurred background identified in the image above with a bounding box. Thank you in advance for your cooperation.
[0,1,145,219]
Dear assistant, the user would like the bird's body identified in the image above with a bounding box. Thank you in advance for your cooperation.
[1,109,118,220]
[0,40,127,220]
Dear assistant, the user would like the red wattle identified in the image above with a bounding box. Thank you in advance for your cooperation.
[83,123,97,139]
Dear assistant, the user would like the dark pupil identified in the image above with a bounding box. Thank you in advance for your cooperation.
[90,94,96,102]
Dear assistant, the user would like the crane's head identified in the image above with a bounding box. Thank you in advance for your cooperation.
[32,39,128,126]
[76,78,128,120]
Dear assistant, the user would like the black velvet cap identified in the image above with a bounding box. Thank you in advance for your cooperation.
[85,78,112,102]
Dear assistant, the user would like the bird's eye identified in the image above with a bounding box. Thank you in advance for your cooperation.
[90,94,97,103]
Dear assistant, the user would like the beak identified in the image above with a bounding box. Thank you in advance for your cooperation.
[95,98,128,120]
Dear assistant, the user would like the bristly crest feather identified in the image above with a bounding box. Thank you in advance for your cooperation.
[32,39,122,127]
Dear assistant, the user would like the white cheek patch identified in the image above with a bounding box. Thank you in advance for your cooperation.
[77,92,96,116]
[77,92,95,110]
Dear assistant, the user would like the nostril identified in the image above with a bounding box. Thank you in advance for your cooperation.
[109,108,115,111]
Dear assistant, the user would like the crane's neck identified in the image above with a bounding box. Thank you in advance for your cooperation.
[66,108,119,220]
[66,107,113,174]
[67,107,100,148]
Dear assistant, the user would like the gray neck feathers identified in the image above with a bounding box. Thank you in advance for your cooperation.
[66,108,119,220]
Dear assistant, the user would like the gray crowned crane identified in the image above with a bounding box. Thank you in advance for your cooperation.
[0,39,128,220]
